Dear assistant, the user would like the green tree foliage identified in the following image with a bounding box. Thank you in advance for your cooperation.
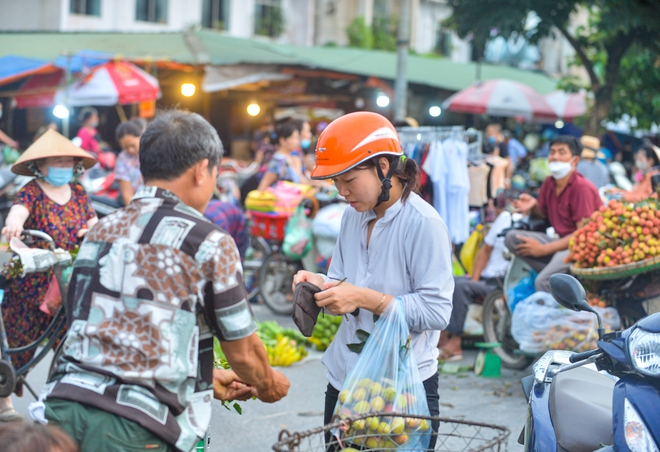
[254,5,286,37]
[609,47,660,131]
[372,16,397,52]
[346,15,397,52]
[347,17,374,49]
[446,0,660,133]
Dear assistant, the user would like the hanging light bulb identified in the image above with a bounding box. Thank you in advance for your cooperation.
[247,103,261,116]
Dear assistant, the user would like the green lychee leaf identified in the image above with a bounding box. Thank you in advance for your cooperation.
[355,329,371,343]
[347,342,365,354]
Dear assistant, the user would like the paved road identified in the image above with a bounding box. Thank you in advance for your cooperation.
[15,303,530,451]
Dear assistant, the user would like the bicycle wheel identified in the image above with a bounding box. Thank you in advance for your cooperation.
[482,289,534,370]
[244,236,271,301]
[258,251,302,315]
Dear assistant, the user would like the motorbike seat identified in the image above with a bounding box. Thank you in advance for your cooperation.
[549,366,614,452]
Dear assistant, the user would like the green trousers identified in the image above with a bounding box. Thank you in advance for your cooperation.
[44,398,175,452]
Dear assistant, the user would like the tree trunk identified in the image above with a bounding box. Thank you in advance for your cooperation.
[586,90,611,136]
[584,35,633,136]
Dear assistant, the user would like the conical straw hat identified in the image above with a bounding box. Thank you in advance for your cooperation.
[11,129,97,176]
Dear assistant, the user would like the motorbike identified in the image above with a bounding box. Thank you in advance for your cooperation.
[257,189,346,315]
[519,273,660,452]
[0,169,31,231]
[79,166,123,217]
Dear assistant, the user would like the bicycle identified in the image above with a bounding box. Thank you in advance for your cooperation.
[0,230,73,399]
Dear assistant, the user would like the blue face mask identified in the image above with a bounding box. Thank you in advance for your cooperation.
[301,138,312,149]
[488,136,497,144]
[45,166,74,187]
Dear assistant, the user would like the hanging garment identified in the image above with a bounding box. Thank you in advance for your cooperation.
[485,154,509,196]
[443,138,471,244]
[468,163,490,207]
[422,140,448,224]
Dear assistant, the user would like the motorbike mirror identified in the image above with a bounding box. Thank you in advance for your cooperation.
[550,274,590,312]
[652,174,660,192]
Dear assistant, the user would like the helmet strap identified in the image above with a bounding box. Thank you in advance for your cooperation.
[375,157,398,207]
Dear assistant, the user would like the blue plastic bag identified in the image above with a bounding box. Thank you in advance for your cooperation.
[507,271,537,313]
[331,299,432,450]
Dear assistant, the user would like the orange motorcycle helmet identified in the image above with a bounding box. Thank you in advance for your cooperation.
[311,111,402,180]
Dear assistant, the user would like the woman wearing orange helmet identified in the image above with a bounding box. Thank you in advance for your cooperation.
[293,112,454,447]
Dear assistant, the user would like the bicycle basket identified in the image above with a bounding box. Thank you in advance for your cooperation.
[249,210,292,241]
[272,413,510,452]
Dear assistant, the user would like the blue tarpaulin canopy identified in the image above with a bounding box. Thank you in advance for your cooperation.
[0,52,110,87]
[0,55,52,85]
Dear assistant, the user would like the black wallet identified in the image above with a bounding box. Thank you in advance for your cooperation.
[292,281,323,337]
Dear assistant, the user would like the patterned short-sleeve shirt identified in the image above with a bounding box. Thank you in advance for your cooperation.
[42,186,257,452]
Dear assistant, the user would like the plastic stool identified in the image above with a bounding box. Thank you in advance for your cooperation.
[474,342,502,378]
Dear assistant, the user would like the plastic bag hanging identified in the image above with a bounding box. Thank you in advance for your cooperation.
[282,205,313,260]
[331,298,432,450]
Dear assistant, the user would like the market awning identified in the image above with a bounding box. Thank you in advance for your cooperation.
[203,64,292,92]
[15,71,66,108]
[0,55,59,86]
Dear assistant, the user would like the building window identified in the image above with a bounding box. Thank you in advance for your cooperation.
[202,0,228,30]
[136,0,168,24]
[254,0,285,37]
[70,0,101,16]
[435,26,452,57]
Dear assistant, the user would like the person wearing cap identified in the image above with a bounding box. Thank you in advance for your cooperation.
[577,135,610,189]
[0,129,98,422]
[292,112,454,447]
[607,143,660,202]
[438,192,512,362]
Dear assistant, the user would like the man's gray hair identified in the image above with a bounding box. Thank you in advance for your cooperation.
[139,110,224,181]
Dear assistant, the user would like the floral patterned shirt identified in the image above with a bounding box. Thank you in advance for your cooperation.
[41,186,257,452]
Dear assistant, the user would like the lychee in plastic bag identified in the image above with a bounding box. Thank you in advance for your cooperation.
[331,298,432,450]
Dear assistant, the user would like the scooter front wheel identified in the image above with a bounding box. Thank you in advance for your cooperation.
[258,251,302,315]
[482,289,534,370]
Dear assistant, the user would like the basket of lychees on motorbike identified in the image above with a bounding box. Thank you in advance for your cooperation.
[568,199,660,280]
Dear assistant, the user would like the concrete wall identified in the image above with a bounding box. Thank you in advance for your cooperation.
[227,0,254,38]
[538,6,589,81]
[62,0,204,32]
[0,0,61,31]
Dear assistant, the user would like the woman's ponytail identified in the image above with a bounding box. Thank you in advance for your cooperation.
[396,156,420,202]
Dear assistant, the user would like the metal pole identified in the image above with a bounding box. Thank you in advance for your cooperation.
[394,0,410,122]
[63,53,71,138]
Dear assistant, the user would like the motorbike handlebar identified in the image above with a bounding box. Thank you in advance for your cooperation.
[569,348,601,363]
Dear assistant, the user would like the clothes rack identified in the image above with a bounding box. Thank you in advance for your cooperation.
[397,126,483,164]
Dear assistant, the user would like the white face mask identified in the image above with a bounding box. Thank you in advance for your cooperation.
[548,159,574,180]
[636,159,650,171]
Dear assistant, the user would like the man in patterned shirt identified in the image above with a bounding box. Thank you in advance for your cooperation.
[39,110,290,451]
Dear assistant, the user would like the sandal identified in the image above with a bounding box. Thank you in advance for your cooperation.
[0,407,24,422]
[438,347,463,363]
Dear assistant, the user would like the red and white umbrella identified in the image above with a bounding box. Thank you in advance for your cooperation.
[544,90,588,120]
[60,61,161,106]
[442,79,556,120]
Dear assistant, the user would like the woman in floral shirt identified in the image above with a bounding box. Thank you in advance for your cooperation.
[114,119,147,205]
[257,121,308,190]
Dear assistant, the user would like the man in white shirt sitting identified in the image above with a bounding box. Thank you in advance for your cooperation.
[439,192,512,361]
